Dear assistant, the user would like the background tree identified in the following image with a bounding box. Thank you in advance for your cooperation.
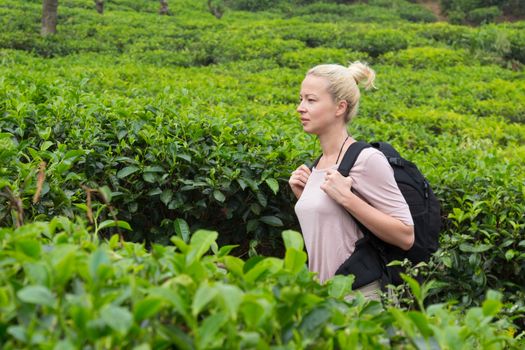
[94,0,104,14]
[208,0,225,18]
[159,0,169,15]
[41,0,58,36]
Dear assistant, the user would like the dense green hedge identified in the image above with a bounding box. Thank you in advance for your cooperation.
[0,218,521,348]
[1,1,525,64]
[440,0,525,24]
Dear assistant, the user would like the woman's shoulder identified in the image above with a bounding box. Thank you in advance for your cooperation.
[355,146,386,166]
[350,146,391,176]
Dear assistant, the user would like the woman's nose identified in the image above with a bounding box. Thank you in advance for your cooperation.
[297,101,306,113]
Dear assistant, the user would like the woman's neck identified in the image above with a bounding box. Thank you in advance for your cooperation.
[318,127,350,162]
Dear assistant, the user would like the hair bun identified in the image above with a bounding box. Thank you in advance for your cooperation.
[348,61,376,90]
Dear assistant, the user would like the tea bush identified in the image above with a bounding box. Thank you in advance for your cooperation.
[0,218,521,348]
[379,46,472,68]
[467,6,503,25]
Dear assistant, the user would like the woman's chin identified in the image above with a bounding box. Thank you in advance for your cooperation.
[302,125,318,135]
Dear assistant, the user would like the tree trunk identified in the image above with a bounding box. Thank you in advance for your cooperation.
[94,0,104,14]
[159,0,169,15]
[41,0,58,36]
[208,0,224,19]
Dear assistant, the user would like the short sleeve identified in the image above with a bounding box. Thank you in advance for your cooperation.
[350,149,414,226]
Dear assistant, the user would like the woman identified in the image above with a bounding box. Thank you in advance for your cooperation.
[289,62,414,300]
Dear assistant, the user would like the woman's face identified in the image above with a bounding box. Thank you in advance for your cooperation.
[297,75,339,135]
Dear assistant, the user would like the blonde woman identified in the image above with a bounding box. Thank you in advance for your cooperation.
[289,62,414,300]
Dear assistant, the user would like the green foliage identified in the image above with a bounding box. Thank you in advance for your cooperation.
[0,0,525,339]
[467,6,503,25]
[226,0,284,11]
[441,0,525,19]
[380,46,472,68]
[0,218,521,348]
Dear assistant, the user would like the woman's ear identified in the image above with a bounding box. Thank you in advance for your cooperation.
[335,100,348,118]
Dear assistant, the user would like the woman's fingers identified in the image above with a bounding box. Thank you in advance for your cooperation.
[290,173,307,187]
[289,165,311,189]
[299,164,311,175]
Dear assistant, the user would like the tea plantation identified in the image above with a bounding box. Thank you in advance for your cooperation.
[1,0,524,348]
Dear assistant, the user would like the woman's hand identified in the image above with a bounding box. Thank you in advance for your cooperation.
[323,169,415,250]
[320,169,353,205]
[289,164,311,199]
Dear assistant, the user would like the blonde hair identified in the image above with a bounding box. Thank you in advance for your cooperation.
[306,61,376,123]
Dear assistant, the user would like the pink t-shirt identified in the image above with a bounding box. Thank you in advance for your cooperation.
[294,147,414,283]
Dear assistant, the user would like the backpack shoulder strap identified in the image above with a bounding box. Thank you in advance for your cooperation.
[338,141,390,270]
[337,141,371,177]
[309,154,322,171]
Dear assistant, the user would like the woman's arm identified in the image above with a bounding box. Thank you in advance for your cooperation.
[340,191,414,250]
[320,152,415,251]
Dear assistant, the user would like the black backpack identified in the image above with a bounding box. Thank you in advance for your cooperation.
[311,141,441,289]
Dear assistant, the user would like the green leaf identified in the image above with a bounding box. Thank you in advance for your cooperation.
[7,325,27,342]
[174,218,191,243]
[237,178,247,190]
[15,239,41,258]
[483,290,503,316]
[197,312,227,349]
[187,230,218,265]
[52,246,77,286]
[407,311,433,338]
[100,305,133,334]
[328,275,354,299]
[24,262,50,286]
[158,324,195,350]
[282,230,304,250]
[71,305,90,330]
[160,189,173,206]
[213,190,226,202]
[223,256,245,277]
[117,166,140,179]
[143,172,156,183]
[389,307,415,337]
[244,258,283,284]
[401,274,422,307]
[134,297,164,322]
[0,287,11,308]
[149,287,188,317]
[256,192,267,207]
[459,243,492,253]
[240,299,266,329]
[298,307,331,337]
[98,220,132,231]
[216,284,244,319]
[177,154,192,162]
[265,178,279,195]
[192,282,217,317]
[17,285,55,307]
[482,299,502,317]
[217,244,238,258]
[53,339,76,350]
[98,185,113,203]
[40,140,54,151]
[89,248,110,279]
[259,216,283,227]
[505,249,516,261]
[284,248,307,273]
[144,165,164,172]
[148,188,163,196]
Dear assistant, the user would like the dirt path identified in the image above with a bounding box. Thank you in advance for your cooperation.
[416,0,447,22]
